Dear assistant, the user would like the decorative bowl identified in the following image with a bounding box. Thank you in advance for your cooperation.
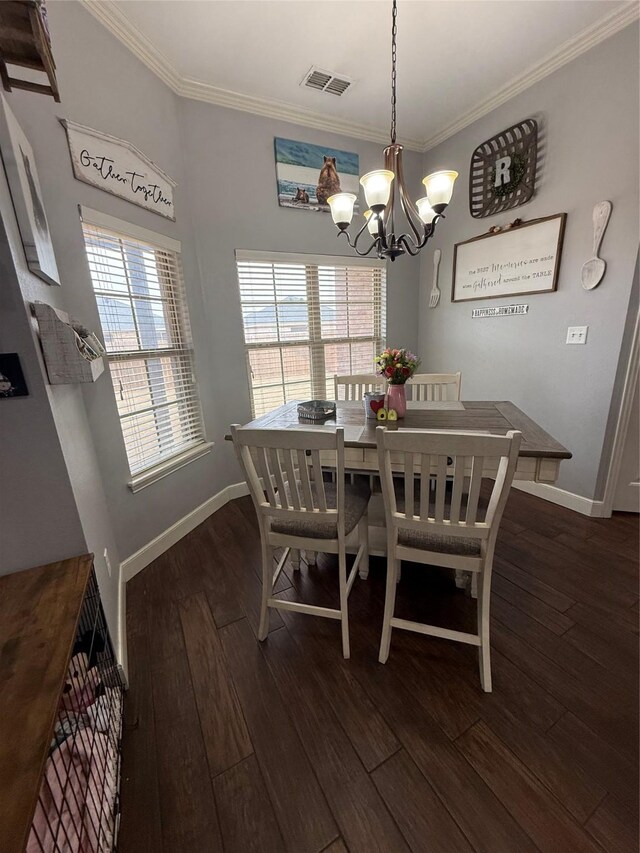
[297,400,337,421]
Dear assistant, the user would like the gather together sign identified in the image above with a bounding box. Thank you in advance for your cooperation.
[452,214,566,303]
[60,120,176,220]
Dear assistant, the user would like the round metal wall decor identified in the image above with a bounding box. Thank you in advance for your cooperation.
[469,119,538,218]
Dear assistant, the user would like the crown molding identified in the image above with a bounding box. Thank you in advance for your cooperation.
[80,0,638,156]
[422,1,639,151]
[176,76,424,150]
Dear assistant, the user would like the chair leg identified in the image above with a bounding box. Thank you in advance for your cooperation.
[290,548,301,571]
[358,514,369,579]
[477,568,492,692]
[305,550,317,566]
[338,544,350,659]
[258,538,273,641]
[379,555,399,663]
[471,571,478,599]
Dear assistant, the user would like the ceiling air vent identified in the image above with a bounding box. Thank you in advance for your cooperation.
[300,66,353,97]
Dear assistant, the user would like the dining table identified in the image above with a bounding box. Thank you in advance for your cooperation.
[227,399,572,579]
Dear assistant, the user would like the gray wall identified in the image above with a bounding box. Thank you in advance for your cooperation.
[0,156,121,639]
[179,97,423,496]
[418,23,639,500]
[5,1,422,563]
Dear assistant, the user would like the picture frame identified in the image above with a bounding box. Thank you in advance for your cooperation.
[0,94,60,285]
[274,137,360,213]
[452,213,566,303]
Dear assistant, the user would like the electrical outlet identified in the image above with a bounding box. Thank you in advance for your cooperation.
[566,325,588,345]
[104,547,112,577]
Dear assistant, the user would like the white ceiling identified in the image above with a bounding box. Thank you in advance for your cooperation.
[81,0,637,150]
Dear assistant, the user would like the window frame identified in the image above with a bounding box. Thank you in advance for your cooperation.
[235,250,387,416]
[80,207,211,491]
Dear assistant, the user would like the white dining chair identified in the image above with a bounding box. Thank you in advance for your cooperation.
[334,374,385,401]
[231,425,369,659]
[407,372,461,401]
[375,426,521,691]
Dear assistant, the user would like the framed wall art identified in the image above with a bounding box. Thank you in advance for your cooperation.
[0,94,60,285]
[275,137,359,212]
[452,214,566,303]
[469,118,538,218]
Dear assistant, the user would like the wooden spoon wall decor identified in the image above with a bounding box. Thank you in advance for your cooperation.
[581,201,612,290]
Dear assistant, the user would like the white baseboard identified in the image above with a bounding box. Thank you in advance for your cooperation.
[120,481,249,584]
[513,481,605,517]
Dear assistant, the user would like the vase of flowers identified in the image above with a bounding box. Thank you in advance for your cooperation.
[375,348,421,418]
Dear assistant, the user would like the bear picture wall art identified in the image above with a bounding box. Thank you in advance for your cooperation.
[274,137,360,213]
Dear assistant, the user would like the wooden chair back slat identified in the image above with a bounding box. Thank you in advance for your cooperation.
[466,455,484,524]
[258,447,277,506]
[297,448,315,510]
[269,448,289,508]
[310,449,328,511]
[283,449,301,510]
[449,456,466,524]
[404,453,415,519]
[434,455,448,522]
[419,454,430,519]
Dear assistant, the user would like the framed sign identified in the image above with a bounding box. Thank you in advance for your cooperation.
[469,119,538,218]
[60,119,176,220]
[452,214,566,303]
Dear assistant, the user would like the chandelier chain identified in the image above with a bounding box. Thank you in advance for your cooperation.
[390,0,397,144]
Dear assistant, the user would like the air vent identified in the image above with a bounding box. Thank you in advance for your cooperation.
[300,66,353,97]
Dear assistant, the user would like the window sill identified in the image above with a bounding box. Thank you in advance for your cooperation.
[127,442,214,493]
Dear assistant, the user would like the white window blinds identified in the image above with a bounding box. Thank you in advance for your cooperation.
[236,251,386,417]
[81,214,206,476]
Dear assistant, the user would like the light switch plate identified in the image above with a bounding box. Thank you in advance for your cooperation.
[566,325,588,344]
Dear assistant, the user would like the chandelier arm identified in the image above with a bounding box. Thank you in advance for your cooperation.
[396,213,444,256]
[396,233,423,257]
[337,227,379,258]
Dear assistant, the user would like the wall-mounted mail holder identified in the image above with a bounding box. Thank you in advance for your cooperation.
[32,301,105,384]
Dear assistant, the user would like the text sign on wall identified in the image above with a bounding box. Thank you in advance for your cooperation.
[472,304,529,318]
[452,214,566,303]
[60,120,176,220]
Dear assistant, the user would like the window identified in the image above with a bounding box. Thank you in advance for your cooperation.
[81,209,207,480]
[236,250,386,417]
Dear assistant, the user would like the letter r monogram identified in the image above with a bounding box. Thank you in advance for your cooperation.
[494,155,512,187]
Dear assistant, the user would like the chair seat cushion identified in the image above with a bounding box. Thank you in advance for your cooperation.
[271,480,370,540]
[397,527,482,556]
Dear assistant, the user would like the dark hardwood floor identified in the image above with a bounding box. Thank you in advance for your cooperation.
[118,488,639,853]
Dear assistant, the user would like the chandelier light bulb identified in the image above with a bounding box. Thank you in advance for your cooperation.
[415,197,437,225]
[360,170,394,210]
[364,210,381,236]
[327,192,357,227]
[422,170,459,213]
